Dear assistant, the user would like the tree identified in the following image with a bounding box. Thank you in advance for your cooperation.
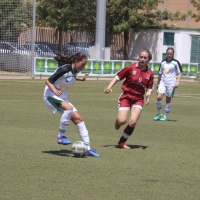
[0,0,32,41]
[106,0,187,59]
[190,0,200,22]
[36,0,96,53]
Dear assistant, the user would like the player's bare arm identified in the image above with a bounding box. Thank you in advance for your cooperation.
[45,79,63,96]
[157,74,162,88]
[175,73,182,88]
[104,77,118,94]
[145,90,152,105]
[76,73,89,81]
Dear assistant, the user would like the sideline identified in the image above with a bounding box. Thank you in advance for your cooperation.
[33,76,198,82]
[0,76,198,83]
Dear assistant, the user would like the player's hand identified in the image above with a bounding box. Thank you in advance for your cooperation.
[175,81,179,88]
[156,82,160,90]
[82,73,89,81]
[104,87,112,94]
[145,95,150,105]
[55,90,63,96]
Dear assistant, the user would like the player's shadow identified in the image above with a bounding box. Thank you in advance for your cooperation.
[166,119,177,122]
[102,144,148,150]
[42,149,72,157]
[126,144,148,150]
[157,119,177,122]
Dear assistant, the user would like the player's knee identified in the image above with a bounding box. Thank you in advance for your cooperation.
[60,103,73,111]
[118,119,127,125]
[157,97,162,101]
[129,120,137,127]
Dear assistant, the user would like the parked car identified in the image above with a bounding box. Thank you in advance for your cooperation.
[117,47,124,55]
[0,41,32,55]
[22,42,55,57]
[69,42,94,48]
[62,44,82,55]
[34,42,81,56]
[68,42,93,56]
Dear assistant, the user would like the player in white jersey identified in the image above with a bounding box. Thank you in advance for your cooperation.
[154,47,182,121]
[44,52,100,157]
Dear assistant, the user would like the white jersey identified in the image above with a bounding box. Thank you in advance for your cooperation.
[159,59,182,86]
[44,64,77,101]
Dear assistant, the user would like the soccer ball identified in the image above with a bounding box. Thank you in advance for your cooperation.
[71,141,88,157]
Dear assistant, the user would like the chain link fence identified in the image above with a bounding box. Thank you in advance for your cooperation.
[0,0,36,79]
[0,0,124,79]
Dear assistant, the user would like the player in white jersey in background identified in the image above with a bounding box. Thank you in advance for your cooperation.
[154,47,182,121]
[44,52,100,157]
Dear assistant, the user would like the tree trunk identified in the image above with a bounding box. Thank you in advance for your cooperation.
[58,28,63,54]
[123,30,129,60]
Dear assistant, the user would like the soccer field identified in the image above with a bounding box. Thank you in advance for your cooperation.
[0,80,200,200]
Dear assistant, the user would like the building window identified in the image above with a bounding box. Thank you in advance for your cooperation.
[190,36,200,63]
[162,53,166,60]
[163,32,174,46]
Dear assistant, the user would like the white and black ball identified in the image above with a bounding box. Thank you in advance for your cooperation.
[71,141,88,157]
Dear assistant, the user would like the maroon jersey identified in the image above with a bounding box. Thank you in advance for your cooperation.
[116,62,154,99]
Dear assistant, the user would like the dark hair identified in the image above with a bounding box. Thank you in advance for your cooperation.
[166,47,174,54]
[54,52,87,67]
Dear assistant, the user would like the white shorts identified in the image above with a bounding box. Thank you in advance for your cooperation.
[158,82,175,97]
[44,95,77,113]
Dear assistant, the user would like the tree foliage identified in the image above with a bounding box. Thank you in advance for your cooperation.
[190,0,200,22]
[36,0,96,32]
[36,0,188,58]
[106,0,187,33]
[0,0,32,41]
[36,0,96,52]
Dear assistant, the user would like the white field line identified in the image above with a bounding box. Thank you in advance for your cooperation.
[175,94,200,98]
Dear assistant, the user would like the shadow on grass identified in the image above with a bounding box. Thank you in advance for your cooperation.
[42,149,72,157]
[102,144,148,150]
[167,119,177,122]
[155,119,177,122]
[42,150,87,158]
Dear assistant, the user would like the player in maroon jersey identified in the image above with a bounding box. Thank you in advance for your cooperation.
[104,49,154,149]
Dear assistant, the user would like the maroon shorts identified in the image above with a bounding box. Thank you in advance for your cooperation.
[118,92,143,110]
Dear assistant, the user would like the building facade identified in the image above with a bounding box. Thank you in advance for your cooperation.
[128,1,200,68]
[159,0,200,29]
[129,29,200,64]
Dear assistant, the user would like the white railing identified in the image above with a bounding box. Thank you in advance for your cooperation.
[34,57,198,78]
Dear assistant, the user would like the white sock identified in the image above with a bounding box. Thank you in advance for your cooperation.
[76,121,90,150]
[165,103,172,118]
[156,100,162,114]
[57,133,65,138]
[57,110,73,138]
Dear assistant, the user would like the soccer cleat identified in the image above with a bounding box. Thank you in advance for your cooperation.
[115,120,121,130]
[153,114,162,121]
[86,149,100,157]
[118,143,131,149]
[57,136,71,145]
[159,115,168,121]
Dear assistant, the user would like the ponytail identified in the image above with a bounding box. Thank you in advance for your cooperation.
[54,52,87,67]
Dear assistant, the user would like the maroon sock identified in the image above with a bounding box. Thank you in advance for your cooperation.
[118,125,135,144]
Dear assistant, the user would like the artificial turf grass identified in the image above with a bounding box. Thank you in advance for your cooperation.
[0,80,200,200]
